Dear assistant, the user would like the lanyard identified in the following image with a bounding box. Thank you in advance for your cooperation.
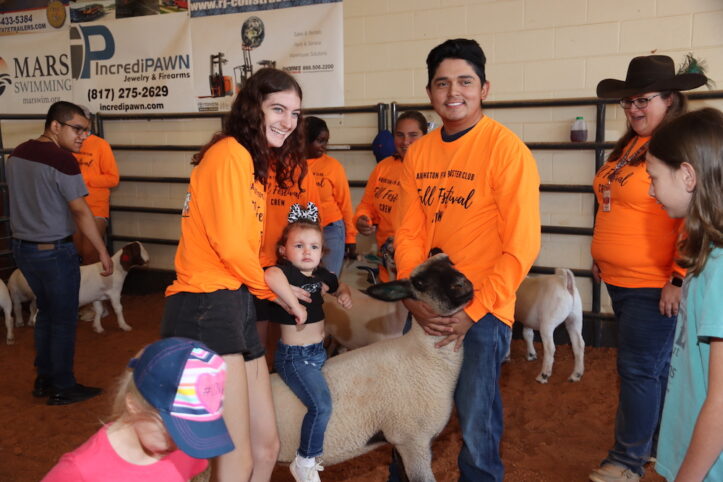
[606,137,648,185]
[601,137,648,212]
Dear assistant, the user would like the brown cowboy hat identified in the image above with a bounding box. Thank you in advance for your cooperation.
[597,55,707,99]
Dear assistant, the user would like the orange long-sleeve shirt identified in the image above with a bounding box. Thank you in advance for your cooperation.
[307,154,357,242]
[591,136,685,287]
[73,134,119,218]
[166,137,274,300]
[259,162,322,268]
[396,116,541,326]
[354,155,404,281]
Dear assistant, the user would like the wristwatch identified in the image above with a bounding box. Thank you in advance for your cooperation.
[671,276,683,287]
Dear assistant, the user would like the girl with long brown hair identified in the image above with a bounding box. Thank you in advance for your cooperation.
[161,68,307,481]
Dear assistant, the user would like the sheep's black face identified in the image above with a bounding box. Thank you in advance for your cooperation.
[409,254,473,316]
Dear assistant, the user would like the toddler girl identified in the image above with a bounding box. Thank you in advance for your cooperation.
[43,337,233,481]
[646,108,723,481]
[265,202,352,482]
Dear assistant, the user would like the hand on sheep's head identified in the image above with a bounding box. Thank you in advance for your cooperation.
[365,253,473,344]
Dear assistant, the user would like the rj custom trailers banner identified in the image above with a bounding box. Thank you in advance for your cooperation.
[0,29,73,114]
[190,0,343,111]
[71,12,197,114]
[0,0,69,36]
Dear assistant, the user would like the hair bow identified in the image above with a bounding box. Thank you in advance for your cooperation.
[288,202,319,224]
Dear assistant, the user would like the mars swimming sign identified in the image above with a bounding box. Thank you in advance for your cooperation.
[0,29,73,114]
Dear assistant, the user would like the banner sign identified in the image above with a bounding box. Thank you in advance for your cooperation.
[190,0,343,111]
[0,1,343,114]
[0,0,69,36]
[71,13,197,114]
[0,29,73,114]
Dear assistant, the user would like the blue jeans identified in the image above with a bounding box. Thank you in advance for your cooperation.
[603,284,677,476]
[389,313,510,481]
[456,313,511,482]
[12,239,81,390]
[322,219,345,276]
[274,340,332,458]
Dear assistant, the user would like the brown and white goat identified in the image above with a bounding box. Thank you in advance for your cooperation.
[9,241,149,334]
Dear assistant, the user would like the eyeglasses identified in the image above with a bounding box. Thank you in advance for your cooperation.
[619,94,662,109]
[59,121,91,135]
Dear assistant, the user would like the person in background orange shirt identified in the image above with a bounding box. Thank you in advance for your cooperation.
[304,116,357,275]
[160,68,310,482]
[73,129,119,265]
[355,111,428,282]
[588,55,707,482]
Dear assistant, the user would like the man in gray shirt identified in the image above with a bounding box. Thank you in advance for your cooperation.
[7,101,113,405]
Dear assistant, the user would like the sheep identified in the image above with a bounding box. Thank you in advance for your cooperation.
[9,268,38,329]
[272,253,473,482]
[513,268,585,383]
[0,279,15,344]
[8,241,149,334]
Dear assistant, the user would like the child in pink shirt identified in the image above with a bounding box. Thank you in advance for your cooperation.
[43,337,233,481]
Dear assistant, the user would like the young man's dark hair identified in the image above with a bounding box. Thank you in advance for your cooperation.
[426,38,487,88]
[44,101,87,129]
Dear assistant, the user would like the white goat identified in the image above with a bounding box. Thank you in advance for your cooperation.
[0,279,15,344]
[8,242,149,334]
[323,287,408,351]
[272,253,473,482]
[325,236,405,352]
[514,268,585,383]
[9,268,38,328]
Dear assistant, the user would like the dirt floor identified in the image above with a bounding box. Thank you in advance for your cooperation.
[0,293,664,481]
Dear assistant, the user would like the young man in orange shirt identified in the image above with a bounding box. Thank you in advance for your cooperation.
[393,39,541,481]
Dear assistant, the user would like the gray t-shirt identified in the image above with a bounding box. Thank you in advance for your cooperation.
[6,139,88,242]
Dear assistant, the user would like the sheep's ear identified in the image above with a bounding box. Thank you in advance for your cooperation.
[365,280,414,301]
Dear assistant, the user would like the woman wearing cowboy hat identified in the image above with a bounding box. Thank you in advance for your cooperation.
[589,55,707,482]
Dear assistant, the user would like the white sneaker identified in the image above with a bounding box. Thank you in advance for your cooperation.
[290,457,323,482]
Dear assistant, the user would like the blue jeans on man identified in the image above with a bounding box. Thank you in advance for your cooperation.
[12,239,81,390]
[603,285,677,476]
[389,313,511,481]
[274,340,332,458]
[322,219,345,276]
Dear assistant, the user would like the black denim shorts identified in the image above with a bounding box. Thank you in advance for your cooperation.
[160,286,265,361]
[253,296,270,322]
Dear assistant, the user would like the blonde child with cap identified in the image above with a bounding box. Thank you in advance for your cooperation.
[43,337,233,481]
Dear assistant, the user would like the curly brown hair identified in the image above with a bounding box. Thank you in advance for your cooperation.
[649,108,723,276]
[193,68,307,190]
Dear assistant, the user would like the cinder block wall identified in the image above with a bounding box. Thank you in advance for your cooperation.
[3,0,722,313]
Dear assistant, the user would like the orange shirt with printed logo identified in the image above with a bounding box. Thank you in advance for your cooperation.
[307,154,357,242]
[166,137,273,300]
[260,162,322,268]
[354,155,404,281]
[73,134,119,218]
[591,136,685,287]
[396,117,541,326]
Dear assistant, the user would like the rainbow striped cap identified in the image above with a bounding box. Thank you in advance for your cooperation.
[130,337,234,459]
